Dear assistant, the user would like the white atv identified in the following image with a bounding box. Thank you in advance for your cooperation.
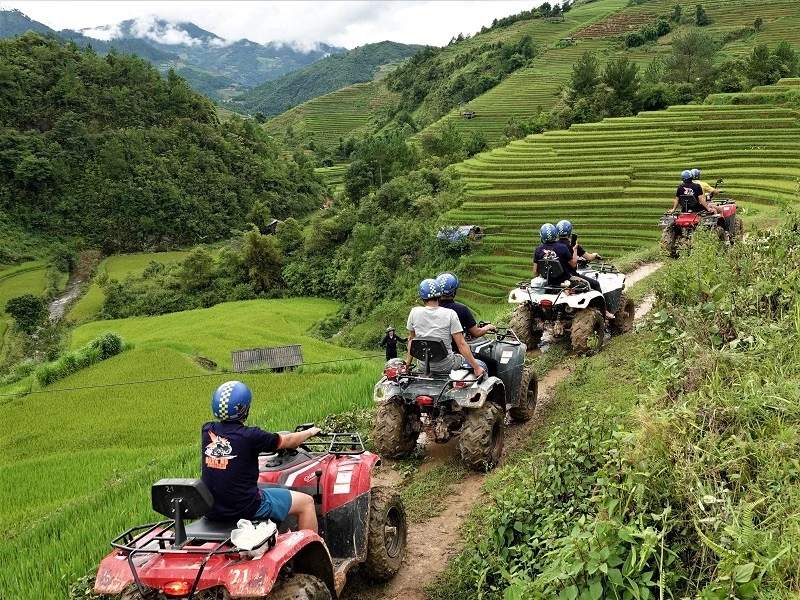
[508,257,634,355]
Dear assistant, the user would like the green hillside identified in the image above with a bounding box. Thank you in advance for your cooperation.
[447,80,800,312]
[232,41,425,117]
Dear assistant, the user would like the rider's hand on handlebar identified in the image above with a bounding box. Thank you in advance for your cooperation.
[474,366,486,379]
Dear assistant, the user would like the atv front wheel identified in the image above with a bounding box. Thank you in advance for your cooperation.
[570,308,604,356]
[373,397,419,459]
[610,295,634,336]
[660,228,678,258]
[509,303,543,350]
[509,366,537,422]
[270,573,332,600]
[362,486,407,580]
[459,402,504,470]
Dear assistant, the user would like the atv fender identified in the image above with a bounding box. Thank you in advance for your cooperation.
[373,377,404,403]
[558,291,605,311]
[453,376,505,410]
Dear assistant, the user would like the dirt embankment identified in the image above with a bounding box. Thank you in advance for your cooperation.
[355,262,663,600]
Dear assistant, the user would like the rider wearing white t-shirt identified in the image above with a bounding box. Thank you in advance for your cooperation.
[406,278,486,377]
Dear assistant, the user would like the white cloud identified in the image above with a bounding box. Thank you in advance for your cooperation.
[129,15,204,46]
[4,1,539,50]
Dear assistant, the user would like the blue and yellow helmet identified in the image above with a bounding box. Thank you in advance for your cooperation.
[540,223,557,243]
[212,381,252,422]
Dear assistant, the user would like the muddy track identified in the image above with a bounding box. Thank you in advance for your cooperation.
[348,262,663,600]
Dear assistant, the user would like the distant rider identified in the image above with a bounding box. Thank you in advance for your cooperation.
[202,381,320,532]
[406,278,486,378]
[533,222,576,284]
[669,170,719,215]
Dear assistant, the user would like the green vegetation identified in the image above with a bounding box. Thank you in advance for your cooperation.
[433,215,800,598]
[0,298,380,600]
[0,33,327,256]
[232,41,424,117]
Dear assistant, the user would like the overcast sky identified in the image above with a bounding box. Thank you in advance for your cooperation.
[4,1,539,50]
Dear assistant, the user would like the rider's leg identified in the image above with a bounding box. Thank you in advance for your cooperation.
[288,491,318,533]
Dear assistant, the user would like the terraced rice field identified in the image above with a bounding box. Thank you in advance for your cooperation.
[265,81,400,151]
[316,164,348,196]
[448,82,800,308]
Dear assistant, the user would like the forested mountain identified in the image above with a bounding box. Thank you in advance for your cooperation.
[0,8,346,100]
[0,32,327,258]
[230,41,426,117]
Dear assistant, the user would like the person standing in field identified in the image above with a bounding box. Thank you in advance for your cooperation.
[380,326,407,360]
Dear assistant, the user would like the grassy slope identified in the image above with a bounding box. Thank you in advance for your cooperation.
[0,262,48,357]
[67,251,190,322]
[0,298,382,600]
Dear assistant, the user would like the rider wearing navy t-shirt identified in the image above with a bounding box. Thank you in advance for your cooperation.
[533,223,576,285]
[202,381,320,532]
[670,170,719,215]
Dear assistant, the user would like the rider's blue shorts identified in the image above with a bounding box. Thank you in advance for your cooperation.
[254,486,292,522]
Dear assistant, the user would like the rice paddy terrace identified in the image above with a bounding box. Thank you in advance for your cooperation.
[416,0,800,148]
[447,81,800,309]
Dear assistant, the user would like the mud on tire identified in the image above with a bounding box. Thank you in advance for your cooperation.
[362,486,407,581]
[509,366,537,422]
[660,228,678,258]
[733,216,744,242]
[373,397,419,459]
[458,402,504,470]
[509,303,543,350]
[570,308,604,356]
[270,573,332,600]
[610,295,634,336]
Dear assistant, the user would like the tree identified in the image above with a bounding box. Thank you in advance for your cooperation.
[603,57,640,116]
[242,226,282,293]
[671,4,683,23]
[695,4,710,26]
[666,30,717,83]
[753,17,764,31]
[568,51,601,104]
[179,247,215,292]
[5,294,47,334]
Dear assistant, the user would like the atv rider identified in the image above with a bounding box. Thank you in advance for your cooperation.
[406,278,486,378]
[669,170,719,215]
[202,381,320,532]
[690,168,722,202]
[380,326,407,360]
[533,223,576,284]
[555,220,602,293]
[436,271,499,375]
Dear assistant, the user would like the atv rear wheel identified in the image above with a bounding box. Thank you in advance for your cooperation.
[733,216,744,242]
[459,402,504,470]
[660,228,678,258]
[120,587,147,600]
[362,486,407,580]
[373,397,419,459]
[509,366,537,422]
[269,573,332,600]
[712,225,727,243]
[610,295,634,336]
[509,303,543,350]
[570,308,604,356]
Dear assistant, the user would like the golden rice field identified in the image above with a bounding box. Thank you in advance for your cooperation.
[0,298,382,600]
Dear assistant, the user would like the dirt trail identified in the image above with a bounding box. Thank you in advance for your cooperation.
[356,262,664,600]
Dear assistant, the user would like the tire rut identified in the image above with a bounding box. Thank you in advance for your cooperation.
[352,262,662,600]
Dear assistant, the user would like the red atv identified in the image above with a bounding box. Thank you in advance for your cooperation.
[93,428,406,599]
[659,178,743,257]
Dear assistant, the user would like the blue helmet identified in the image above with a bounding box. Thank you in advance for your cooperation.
[212,381,252,421]
[540,223,557,243]
[436,272,459,297]
[556,220,573,237]
[691,168,700,179]
[418,278,443,300]
[681,170,692,180]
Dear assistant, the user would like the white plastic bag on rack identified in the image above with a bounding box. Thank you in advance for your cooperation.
[231,519,277,558]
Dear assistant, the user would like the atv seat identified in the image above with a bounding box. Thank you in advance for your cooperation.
[536,257,564,285]
[184,517,240,542]
[678,194,699,213]
[410,338,449,375]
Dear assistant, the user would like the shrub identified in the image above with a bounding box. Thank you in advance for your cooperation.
[33,332,126,387]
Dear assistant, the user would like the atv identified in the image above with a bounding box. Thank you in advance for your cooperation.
[508,257,634,355]
[372,326,537,470]
[659,178,743,258]
[93,428,406,599]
